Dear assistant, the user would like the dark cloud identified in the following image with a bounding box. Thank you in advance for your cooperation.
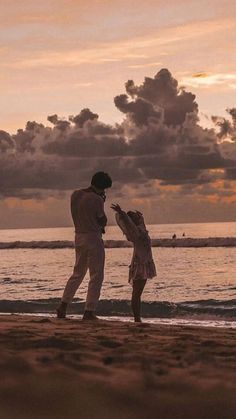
[42,129,127,157]
[47,115,71,132]
[114,94,162,126]
[212,108,236,140]
[211,108,236,180]
[227,108,236,126]
[0,69,236,199]
[225,168,236,180]
[44,109,127,157]
[0,130,14,152]
[0,154,98,198]
[69,108,98,127]
[115,68,198,126]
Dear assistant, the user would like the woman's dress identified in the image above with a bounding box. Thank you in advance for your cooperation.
[115,211,157,283]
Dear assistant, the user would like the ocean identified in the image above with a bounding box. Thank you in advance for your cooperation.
[0,222,236,327]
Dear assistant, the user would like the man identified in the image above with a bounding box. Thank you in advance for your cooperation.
[57,171,112,320]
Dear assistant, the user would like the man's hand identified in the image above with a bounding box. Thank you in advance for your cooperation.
[111,203,123,214]
[97,214,107,228]
[100,192,106,202]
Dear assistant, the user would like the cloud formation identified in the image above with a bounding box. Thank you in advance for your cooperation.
[115,68,198,126]
[0,69,235,200]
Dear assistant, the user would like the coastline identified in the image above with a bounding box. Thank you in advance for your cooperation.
[0,314,235,419]
[1,236,236,248]
[0,298,235,322]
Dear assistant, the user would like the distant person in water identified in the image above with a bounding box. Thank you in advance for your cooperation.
[111,204,156,323]
[172,234,177,239]
[57,172,112,320]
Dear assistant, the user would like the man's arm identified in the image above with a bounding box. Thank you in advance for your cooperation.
[96,196,107,233]
[71,191,79,226]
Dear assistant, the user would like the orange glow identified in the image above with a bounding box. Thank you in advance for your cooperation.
[6,198,45,211]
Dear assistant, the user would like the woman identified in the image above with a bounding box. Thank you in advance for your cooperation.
[111,204,156,322]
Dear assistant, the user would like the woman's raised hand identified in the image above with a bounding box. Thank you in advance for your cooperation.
[111,203,122,214]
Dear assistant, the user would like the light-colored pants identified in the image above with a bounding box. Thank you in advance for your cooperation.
[62,233,105,311]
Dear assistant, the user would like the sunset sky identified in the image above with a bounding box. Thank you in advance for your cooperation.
[0,0,236,228]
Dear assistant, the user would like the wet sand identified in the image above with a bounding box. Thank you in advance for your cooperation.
[0,315,235,419]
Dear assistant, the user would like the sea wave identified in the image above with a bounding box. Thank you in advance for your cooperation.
[0,298,235,320]
[0,237,236,249]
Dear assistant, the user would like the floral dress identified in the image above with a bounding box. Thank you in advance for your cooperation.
[115,211,157,283]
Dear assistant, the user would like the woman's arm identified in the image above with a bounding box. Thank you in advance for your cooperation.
[111,204,139,242]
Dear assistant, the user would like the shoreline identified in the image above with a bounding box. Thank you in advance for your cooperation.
[0,298,235,321]
[1,312,236,329]
[1,236,236,249]
[0,314,235,419]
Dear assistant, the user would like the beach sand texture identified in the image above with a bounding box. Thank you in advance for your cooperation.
[0,315,235,419]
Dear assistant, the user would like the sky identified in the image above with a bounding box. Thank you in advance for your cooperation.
[0,0,236,228]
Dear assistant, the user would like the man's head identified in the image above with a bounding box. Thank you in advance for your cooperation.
[91,172,112,192]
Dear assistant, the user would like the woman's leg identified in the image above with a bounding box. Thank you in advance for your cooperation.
[131,279,147,322]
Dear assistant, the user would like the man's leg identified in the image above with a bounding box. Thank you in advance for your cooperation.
[84,239,105,319]
[57,247,88,318]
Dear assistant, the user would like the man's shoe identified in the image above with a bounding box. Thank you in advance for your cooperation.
[82,311,99,321]
[56,302,68,319]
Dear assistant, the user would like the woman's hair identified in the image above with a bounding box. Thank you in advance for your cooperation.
[91,172,112,190]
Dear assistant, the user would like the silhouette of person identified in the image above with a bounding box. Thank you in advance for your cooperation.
[57,172,112,320]
[111,204,156,323]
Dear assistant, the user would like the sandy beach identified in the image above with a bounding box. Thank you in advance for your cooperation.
[0,315,235,419]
